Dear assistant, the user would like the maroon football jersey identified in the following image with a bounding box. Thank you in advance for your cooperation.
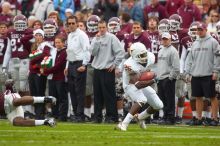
[124,31,151,52]
[116,31,129,42]
[0,93,5,115]
[170,31,180,51]
[0,36,9,64]
[146,30,160,62]
[7,28,33,59]
[180,36,193,57]
[87,31,97,43]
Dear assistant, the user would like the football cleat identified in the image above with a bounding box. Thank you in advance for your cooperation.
[44,118,56,127]
[115,122,127,131]
[44,96,56,105]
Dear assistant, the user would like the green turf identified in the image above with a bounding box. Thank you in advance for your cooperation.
[0,119,220,146]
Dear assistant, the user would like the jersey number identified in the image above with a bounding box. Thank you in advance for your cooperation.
[11,38,24,52]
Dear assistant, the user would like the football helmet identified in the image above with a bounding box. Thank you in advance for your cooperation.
[188,21,200,40]
[5,79,16,93]
[13,14,27,31]
[108,17,121,33]
[86,15,100,33]
[169,14,182,31]
[130,42,148,64]
[158,19,170,34]
[43,19,58,38]
[216,21,220,38]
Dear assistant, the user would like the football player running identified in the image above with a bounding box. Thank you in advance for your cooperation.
[0,79,56,127]
[116,42,163,131]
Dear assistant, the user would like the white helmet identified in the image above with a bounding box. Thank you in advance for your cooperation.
[130,42,148,64]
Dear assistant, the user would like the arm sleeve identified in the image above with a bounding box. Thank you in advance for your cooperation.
[112,35,125,68]
[2,38,11,68]
[169,48,180,79]
[80,33,91,66]
[180,45,187,73]
[185,49,193,74]
[213,41,220,72]
[90,37,101,56]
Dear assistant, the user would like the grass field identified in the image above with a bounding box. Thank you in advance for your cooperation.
[1,119,220,146]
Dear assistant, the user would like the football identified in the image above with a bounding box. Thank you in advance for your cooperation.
[139,71,156,81]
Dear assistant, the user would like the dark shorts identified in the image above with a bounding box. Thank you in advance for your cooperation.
[191,76,216,98]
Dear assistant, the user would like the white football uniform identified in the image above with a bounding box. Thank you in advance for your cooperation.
[4,91,24,124]
[122,52,163,110]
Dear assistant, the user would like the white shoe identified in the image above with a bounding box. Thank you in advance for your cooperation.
[44,118,56,127]
[115,122,127,131]
[134,114,147,130]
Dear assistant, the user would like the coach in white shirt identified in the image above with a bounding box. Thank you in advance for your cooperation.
[64,15,90,122]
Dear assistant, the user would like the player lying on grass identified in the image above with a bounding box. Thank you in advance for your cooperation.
[116,42,163,131]
[0,79,56,127]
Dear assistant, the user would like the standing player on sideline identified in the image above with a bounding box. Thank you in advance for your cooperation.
[84,15,101,121]
[169,14,188,124]
[3,14,33,94]
[180,21,200,125]
[0,79,56,127]
[116,42,163,131]
[0,21,9,92]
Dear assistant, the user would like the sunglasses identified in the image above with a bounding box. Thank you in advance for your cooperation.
[68,22,76,25]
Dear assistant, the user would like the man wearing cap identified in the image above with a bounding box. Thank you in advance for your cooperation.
[156,32,180,125]
[185,22,220,126]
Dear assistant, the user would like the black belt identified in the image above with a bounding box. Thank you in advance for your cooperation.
[69,60,82,64]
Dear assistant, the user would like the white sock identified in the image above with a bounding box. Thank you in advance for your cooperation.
[138,109,151,120]
[217,112,219,118]
[206,111,211,119]
[177,107,184,118]
[117,109,123,116]
[84,108,91,118]
[91,104,94,114]
[122,113,133,128]
[159,109,164,118]
[192,111,197,117]
[202,111,206,118]
[35,120,45,126]
[33,97,45,103]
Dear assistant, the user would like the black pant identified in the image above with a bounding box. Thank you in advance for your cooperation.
[28,73,47,119]
[48,80,68,120]
[157,78,176,122]
[67,61,86,118]
[93,69,118,122]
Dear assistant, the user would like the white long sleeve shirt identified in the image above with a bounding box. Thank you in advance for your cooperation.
[66,28,90,68]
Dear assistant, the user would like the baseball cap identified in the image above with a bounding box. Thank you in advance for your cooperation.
[197,22,207,30]
[161,32,171,39]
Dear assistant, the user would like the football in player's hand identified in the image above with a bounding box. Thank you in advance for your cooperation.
[139,71,156,81]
